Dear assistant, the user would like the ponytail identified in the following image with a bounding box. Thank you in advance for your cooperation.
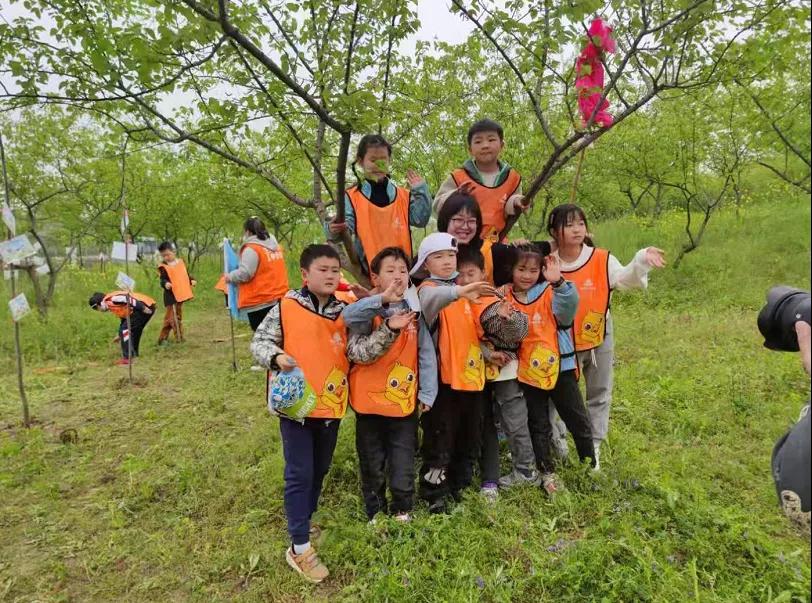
[244,216,269,241]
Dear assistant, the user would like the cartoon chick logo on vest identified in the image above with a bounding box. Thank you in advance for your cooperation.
[319,367,348,415]
[463,344,485,388]
[522,345,559,389]
[580,310,606,345]
[370,361,416,414]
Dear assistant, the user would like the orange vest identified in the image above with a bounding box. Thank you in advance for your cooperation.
[158,259,194,303]
[504,285,561,390]
[272,297,349,420]
[562,248,611,352]
[481,238,495,284]
[422,282,485,392]
[238,243,290,309]
[350,316,418,416]
[451,167,521,241]
[347,184,412,268]
[104,291,156,319]
[470,295,502,381]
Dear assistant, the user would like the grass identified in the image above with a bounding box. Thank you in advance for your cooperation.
[1,198,810,602]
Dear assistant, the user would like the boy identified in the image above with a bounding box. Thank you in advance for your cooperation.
[156,241,196,344]
[344,247,433,523]
[434,119,527,242]
[88,290,156,365]
[250,244,395,583]
[328,134,431,274]
[456,247,538,500]
[413,233,495,513]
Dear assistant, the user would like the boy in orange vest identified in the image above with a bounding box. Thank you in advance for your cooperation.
[412,233,496,513]
[327,134,431,274]
[434,119,528,242]
[88,290,156,365]
[157,241,195,344]
[344,247,429,523]
[250,244,400,583]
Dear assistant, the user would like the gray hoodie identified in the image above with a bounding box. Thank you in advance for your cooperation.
[226,234,282,313]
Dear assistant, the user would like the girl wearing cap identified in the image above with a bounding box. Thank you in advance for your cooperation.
[412,232,496,513]
[224,217,291,331]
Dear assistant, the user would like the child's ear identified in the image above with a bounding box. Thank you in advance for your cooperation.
[300,267,308,283]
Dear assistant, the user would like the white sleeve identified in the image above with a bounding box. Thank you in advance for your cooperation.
[608,248,652,291]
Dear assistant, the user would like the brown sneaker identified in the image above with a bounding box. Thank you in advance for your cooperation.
[285,546,329,583]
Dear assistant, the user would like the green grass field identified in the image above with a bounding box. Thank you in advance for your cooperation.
[1,200,810,602]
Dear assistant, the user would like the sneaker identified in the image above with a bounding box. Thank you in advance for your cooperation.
[593,442,602,472]
[480,482,499,502]
[285,546,329,583]
[115,358,131,366]
[393,512,411,522]
[541,472,563,496]
[498,469,542,489]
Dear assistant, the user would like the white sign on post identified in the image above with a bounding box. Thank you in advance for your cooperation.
[111,241,138,262]
[8,292,31,322]
[2,205,15,235]
[0,234,36,264]
[115,271,135,291]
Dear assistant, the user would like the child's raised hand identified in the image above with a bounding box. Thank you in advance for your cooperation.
[349,283,371,299]
[328,220,347,234]
[406,169,425,188]
[542,255,562,283]
[457,281,497,301]
[645,247,667,268]
[381,280,405,304]
[386,311,416,331]
[277,354,298,372]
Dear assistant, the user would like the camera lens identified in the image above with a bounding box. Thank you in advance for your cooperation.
[758,286,812,352]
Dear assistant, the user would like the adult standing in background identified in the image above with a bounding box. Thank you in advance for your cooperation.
[225,217,290,331]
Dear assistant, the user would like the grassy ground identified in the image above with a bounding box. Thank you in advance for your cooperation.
[1,200,810,602]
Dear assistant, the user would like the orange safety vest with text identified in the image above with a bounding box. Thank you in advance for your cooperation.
[276,297,349,419]
[422,282,485,392]
[347,184,413,268]
[350,316,418,417]
[451,167,521,241]
[158,259,194,303]
[237,243,290,310]
[104,291,156,319]
[562,248,611,352]
[504,285,561,391]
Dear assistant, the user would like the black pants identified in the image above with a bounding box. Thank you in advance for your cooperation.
[523,370,595,474]
[355,411,418,518]
[478,384,501,484]
[119,307,154,358]
[248,305,273,331]
[419,384,483,506]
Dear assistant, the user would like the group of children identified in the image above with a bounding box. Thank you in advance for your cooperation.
[252,119,665,583]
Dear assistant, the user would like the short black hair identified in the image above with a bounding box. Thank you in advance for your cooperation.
[437,192,483,236]
[158,241,176,252]
[244,216,269,241]
[370,246,411,275]
[356,133,392,159]
[88,292,105,309]
[300,244,341,269]
[456,246,485,271]
[467,119,504,145]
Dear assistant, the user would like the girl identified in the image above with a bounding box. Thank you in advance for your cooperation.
[225,217,290,332]
[500,244,595,494]
[548,204,666,469]
[328,134,431,275]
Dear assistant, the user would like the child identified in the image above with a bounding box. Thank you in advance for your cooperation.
[434,119,527,242]
[88,290,156,365]
[413,233,496,512]
[345,247,431,522]
[328,134,431,274]
[250,244,389,583]
[456,246,535,500]
[501,244,595,494]
[548,204,666,468]
[156,241,195,344]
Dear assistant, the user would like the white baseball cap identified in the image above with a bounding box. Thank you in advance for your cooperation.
[410,232,458,276]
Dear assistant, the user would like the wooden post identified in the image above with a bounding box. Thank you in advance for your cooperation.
[0,132,30,427]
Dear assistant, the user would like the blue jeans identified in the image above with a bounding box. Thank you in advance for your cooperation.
[279,417,341,545]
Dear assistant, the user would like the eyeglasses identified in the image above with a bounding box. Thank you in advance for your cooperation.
[449,217,478,228]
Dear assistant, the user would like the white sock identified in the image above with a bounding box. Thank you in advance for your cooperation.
[292,541,311,555]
